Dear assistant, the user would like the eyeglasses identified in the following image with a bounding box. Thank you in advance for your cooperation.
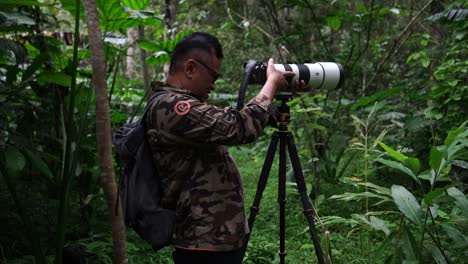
[192,59,221,81]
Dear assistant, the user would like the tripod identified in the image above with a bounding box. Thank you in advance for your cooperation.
[243,94,325,264]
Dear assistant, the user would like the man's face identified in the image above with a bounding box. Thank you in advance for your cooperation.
[185,53,221,102]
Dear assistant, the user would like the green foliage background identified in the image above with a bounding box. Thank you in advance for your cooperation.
[0,0,467,263]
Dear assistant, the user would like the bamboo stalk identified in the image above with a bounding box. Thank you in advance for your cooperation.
[54,1,81,263]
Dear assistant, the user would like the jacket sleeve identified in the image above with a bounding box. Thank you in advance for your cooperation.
[147,92,275,146]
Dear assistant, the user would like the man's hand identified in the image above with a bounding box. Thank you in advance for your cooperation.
[260,58,305,100]
[266,58,294,90]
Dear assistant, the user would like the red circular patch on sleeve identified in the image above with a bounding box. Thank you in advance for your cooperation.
[174,101,191,115]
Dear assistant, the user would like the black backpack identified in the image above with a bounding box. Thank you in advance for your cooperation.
[112,92,175,251]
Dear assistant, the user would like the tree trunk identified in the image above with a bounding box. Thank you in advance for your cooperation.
[138,25,150,91]
[82,1,128,263]
[126,28,137,79]
[164,0,176,39]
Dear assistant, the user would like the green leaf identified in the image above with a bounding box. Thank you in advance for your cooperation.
[431,246,448,264]
[37,71,72,87]
[429,146,444,171]
[330,191,392,203]
[136,40,160,52]
[421,57,430,68]
[352,87,401,110]
[120,0,151,10]
[421,39,429,46]
[442,224,467,244]
[403,158,420,176]
[354,214,391,235]
[445,127,464,147]
[448,80,459,87]
[378,7,390,15]
[447,187,468,215]
[0,11,35,25]
[377,141,407,162]
[23,149,53,179]
[301,244,315,249]
[453,160,468,169]
[377,158,420,184]
[4,146,26,172]
[146,51,170,66]
[357,182,391,197]
[391,185,422,225]
[0,0,48,6]
[401,225,418,260]
[424,185,453,205]
[418,169,436,184]
[221,22,233,29]
[428,9,468,22]
[350,114,366,128]
[326,16,341,31]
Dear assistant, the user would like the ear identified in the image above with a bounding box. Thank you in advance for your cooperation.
[184,60,196,79]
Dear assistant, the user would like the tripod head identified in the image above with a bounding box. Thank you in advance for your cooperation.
[275,93,293,131]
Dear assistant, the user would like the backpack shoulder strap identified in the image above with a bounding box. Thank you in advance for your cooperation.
[143,91,166,127]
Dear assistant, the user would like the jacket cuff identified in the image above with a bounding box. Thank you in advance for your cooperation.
[247,94,278,127]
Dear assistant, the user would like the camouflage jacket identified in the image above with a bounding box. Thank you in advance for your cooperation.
[146,82,275,251]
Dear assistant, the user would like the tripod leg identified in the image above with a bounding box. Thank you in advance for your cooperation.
[286,134,325,264]
[243,132,279,256]
[278,132,287,264]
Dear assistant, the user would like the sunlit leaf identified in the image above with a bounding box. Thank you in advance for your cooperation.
[377,141,407,162]
[120,0,151,10]
[326,16,341,31]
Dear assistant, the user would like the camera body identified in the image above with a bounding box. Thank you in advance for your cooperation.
[248,61,344,91]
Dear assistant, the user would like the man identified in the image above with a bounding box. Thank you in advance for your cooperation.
[146,32,296,264]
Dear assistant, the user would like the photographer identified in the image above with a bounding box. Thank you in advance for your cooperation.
[146,32,298,264]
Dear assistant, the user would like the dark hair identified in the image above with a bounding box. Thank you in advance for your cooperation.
[170,32,223,73]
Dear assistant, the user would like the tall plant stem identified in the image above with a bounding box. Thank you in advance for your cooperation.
[83,0,128,263]
[417,207,430,261]
[363,119,370,262]
[108,50,122,104]
[425,209,450,263]
[55,1,81,263]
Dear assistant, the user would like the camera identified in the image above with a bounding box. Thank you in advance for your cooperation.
[248,61,344,92]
